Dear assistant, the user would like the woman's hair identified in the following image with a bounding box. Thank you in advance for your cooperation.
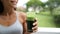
[0,0,4,13]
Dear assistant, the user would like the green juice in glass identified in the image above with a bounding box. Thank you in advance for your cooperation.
[26,12,36,32]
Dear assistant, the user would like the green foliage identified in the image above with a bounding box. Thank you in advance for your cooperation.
[49,0,60,6]
[53,15,60,27]
[46,0,60,8]
[26,0,45,12]
[26,0,45,7]
[45,0,59,15]
[53,6,60,15]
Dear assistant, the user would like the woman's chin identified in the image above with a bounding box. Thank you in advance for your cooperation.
[11,5,17,8]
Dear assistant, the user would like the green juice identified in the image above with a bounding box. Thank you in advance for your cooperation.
[26,12,36,32]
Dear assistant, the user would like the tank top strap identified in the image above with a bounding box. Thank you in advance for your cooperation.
[15,12,19,20]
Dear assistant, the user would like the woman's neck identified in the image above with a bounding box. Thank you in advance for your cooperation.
[1,7,15,16]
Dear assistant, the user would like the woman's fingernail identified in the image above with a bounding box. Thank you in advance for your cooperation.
[32,28,33,29]
[33,23,35,25]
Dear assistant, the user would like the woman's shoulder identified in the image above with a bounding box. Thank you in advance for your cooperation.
[16,11,27,23]
[17,11,26,18]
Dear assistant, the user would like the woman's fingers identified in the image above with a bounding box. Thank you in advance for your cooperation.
[33,22,37,26]
[32,18,38,32]
[32,26,38,30]
[32,26,38,32]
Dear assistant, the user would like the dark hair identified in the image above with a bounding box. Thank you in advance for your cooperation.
[0,0,4,13]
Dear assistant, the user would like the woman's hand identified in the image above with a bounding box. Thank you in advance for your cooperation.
[32,18,38,32]
[27,18,38,34]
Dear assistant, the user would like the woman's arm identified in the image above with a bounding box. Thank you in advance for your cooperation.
[18,12,29,34]
[19,12,38,34]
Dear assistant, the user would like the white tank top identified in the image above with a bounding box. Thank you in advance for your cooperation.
[0,12,23,34]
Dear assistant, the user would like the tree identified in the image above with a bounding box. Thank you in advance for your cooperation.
[26,0,45,12]
[45,0,60,15]
[45,0,56,15]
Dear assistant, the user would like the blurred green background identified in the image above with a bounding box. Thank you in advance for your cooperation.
[17,0,60,28]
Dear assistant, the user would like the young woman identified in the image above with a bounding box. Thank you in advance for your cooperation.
[0,0,38,34]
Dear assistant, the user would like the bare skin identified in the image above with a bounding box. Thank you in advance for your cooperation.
[0,0,38,34]
[0,0,18,26]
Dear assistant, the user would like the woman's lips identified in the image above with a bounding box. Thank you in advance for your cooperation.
[11,1,17,5]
